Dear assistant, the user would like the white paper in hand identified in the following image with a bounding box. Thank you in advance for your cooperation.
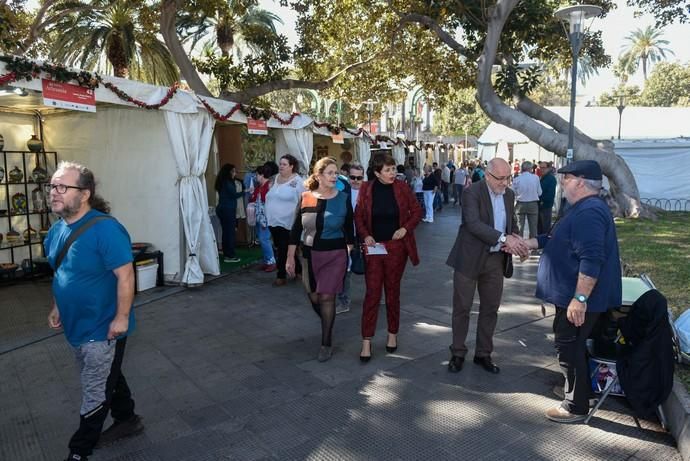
[365,243,388,255]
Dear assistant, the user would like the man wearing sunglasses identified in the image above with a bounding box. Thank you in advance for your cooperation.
[446,158,527,375]
[45,162,143,461]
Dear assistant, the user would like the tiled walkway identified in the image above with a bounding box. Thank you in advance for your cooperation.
[0,207,678,460]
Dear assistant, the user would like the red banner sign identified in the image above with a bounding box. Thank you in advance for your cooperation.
[42,79,96,112]
[247,117,268,135]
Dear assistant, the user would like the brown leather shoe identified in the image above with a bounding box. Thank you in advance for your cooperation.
[264,264,277,273]
[273,278,287,287]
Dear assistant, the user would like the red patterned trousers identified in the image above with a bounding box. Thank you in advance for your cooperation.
[361,239,409,338]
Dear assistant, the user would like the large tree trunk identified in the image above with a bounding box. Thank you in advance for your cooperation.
[160,0,212,96]
[474,0,644,217]
[107,35,129,79]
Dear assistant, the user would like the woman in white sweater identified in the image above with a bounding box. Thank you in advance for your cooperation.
[265,154,306,286]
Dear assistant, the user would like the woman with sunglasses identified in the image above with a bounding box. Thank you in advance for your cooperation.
[355,154,423,362]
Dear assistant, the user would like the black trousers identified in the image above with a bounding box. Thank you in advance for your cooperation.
[216,206,237,259]
[553,307,600,415]
[269,226,301,280]
[69,338,135,456]
[538,207,552,234]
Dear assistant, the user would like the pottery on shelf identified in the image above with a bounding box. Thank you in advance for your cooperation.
[0,165,4,183]
[23,227,38,242]
[27,135,43,153]
[31,165,48,183]
[9,166,23,183]
[6,229,21,244]
[11,192,27,213]
[31,187,46,212]
[0,133,4,150]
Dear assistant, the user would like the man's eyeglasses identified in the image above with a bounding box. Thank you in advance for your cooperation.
[349,175,364,181]
[44,183,86,194]
[487,171,511,182]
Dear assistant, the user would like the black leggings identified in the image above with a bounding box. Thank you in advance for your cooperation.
[270,226,301,280]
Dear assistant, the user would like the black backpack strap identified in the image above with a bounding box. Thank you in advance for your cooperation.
[54,215,115,270]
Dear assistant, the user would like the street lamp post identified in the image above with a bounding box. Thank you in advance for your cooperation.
[554,4,602,164]
[616,94,626,140]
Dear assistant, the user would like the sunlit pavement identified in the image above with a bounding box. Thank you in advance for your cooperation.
[0,206,678,460]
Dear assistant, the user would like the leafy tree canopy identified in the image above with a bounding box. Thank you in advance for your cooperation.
[433,87,490,137]
[637,62,690,106]
[292,0,611,108]
[628,0,690,26]
[597,84,642,106]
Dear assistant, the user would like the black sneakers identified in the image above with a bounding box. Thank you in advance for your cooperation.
[96,414,144,448]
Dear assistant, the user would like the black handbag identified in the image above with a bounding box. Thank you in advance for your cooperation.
[350,244,365,275]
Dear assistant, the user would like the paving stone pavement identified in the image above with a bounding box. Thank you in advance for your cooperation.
[0,206,679,461]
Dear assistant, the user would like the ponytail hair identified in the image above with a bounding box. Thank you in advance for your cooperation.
[305,157,337,191]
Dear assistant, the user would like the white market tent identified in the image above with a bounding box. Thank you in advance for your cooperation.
[478,107,690,203]
[0,58,388,284]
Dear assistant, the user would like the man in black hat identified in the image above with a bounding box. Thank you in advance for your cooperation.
[519,160,622,423]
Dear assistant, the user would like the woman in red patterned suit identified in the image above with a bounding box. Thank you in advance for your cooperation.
[355,154,423,362]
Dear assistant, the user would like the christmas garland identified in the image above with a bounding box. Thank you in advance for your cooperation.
[198,96,300,125]
[0,55,178,110]
[375,135,407,146]
[103,81,179,110]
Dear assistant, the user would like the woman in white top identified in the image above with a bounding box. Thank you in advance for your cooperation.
[265,154,306,286]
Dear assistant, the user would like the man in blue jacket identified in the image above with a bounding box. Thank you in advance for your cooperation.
[521,160,622,423]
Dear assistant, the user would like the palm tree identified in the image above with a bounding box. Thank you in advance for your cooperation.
[620,25,674,81]
[48,0,179,85]
[177,0,283,61]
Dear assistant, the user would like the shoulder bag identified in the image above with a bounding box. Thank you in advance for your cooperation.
[54,215,115,270]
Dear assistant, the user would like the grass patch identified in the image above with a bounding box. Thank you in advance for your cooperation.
[616,211,690,388]
[218,245,263,273]
[616,211,690,317]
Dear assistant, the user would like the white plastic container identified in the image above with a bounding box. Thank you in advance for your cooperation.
[136,263,158,292]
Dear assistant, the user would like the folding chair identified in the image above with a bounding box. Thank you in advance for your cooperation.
[585,275,673,429]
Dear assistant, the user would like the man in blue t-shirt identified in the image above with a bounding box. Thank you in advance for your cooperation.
[45,162,143,461]
[521,160,622,423]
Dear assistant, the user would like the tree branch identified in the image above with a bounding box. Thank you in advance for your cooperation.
[515,96,596,147]
[396,13,468,56]
[160,0,212,96]
[474,0,641,216]
[222,55,379,103]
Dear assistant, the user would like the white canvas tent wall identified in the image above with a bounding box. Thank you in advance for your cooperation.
[614,139,690,205]
[0,60,233,284]
[478,107,690,206]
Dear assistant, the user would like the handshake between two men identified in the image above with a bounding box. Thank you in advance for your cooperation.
[501,234,537,260]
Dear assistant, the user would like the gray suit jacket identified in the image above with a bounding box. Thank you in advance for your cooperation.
[446,180,519,279]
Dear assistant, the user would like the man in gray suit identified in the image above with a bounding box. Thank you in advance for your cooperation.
[446,158,527,374]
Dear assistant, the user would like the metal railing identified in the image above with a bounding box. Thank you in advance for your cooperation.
[641,198,690,212]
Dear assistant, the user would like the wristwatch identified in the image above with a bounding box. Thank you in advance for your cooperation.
[573,293,588,303]
[498,233,507,244]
